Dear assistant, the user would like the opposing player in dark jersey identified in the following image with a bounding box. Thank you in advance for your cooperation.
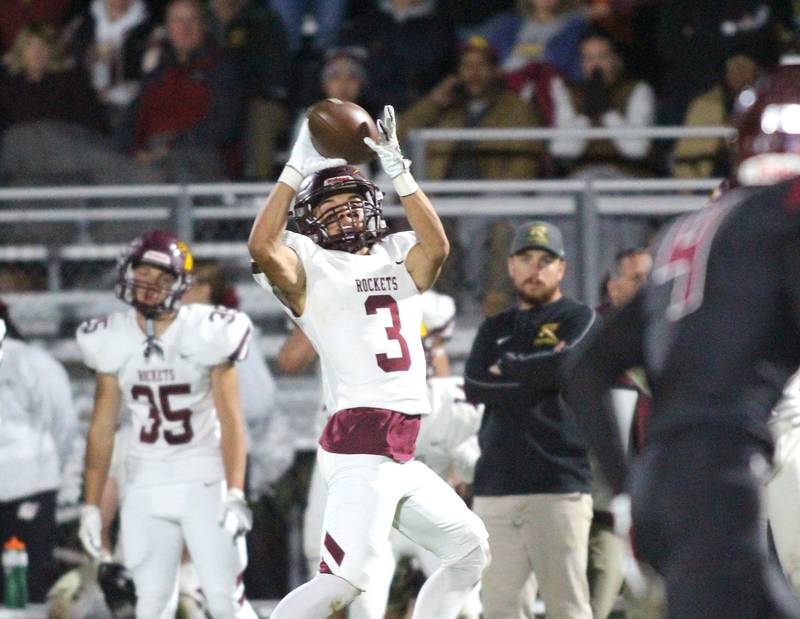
[565,64,800,619]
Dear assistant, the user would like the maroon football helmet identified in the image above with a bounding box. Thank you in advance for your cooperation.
[732,64,800,186]
[293,165,387,252]
[115,230,194,319]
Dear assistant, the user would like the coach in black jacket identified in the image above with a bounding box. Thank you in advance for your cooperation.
[465,220,599,619]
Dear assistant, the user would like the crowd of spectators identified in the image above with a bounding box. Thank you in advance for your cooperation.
[0,0,795,187]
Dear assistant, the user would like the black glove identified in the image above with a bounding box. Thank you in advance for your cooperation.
[97,561,136,619]
[581,68,612,119]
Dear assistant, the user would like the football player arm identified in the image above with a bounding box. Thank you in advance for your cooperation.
[563,294,646,494]
[84,372,121,507]
[365,104,449,292]
[249,119,344,314]
[211,362,247,492]
[99,476,120,553]
[276,327,318,375]
[498,308,600,391]
[428,335,450,377]
[248,183,307,312]
[403,189,450,292]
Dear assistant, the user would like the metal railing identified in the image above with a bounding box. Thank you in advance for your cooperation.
[406,125,736,179]
[0,125,730,311]
[0,177,720,310]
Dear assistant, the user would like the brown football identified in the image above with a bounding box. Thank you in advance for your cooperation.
[307,98,379,164]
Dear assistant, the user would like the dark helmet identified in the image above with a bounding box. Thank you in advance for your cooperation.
[115,230,194,319]
[731,64,800,186]
[293,164,387,252]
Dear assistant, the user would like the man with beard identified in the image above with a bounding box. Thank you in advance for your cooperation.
[464,220,600,619]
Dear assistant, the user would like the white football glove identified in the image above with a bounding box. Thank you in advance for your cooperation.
[79,504,103,559]
[364,105,418,196]
[609,493,647,597]
[218,488,253,539]
[278,120,346,191]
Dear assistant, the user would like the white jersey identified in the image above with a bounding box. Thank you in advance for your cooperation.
[76,304,252,483]
[255,231,429,416]
[0,338,78,500]
[416,377,483,480]
[0,319,6,363]
[773,368,800,424]
[421,289,456,340]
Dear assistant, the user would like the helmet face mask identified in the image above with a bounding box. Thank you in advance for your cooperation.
[293,165,387,252]
[732,65,800,186]
[115,230,194,319]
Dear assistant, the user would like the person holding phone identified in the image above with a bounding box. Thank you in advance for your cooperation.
[400,35,544,317]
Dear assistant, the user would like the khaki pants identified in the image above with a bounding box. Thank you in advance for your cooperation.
[588,519,625,619]
[473,493,593,619]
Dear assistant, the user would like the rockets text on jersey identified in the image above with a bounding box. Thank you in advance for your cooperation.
[76,304,252,482]
[257,231,430,416]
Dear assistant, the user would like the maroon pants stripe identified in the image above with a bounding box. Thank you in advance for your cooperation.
[324,531,346,566]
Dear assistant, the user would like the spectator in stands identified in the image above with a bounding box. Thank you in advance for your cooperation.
[208,0,291,180]
[316,46,370,114]
[0,0,71,51]
[439,0,515,30]
[66,0,154,135]
[0,24,106,134]
[339,0,458,114]
[464,221,598,619]
[587,246,652,619]
[290,46,373,152]
[0,24,153,185]
[469,0,605,84]
[655,0,785,131]
[672,51,763,179]
[549,29,656,178]
[0,302,78,603]
[401,35,541,316]
[119,0,240,182]
[271,0,349,55]
[270,0,349,54]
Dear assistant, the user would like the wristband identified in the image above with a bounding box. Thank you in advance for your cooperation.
[277,165,303,191]
[392,171,419,197]
[228,487,246,501]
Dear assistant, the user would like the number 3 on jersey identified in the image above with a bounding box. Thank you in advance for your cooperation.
[133,384,194,444]
[365,294,411,372]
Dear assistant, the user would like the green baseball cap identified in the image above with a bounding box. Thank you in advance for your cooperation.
[509,220,565,259]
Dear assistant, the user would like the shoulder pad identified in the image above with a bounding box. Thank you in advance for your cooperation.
[187,304,253,366]
[380,231,417,262]
[75,313,128,373]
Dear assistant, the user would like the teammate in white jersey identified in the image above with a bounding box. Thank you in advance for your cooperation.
[0,318,6,363]
[76,230,258,619]
[249,106,489,618]
[766,368,800,594]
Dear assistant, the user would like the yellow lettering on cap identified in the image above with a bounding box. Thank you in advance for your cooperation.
[527,225,549,246]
